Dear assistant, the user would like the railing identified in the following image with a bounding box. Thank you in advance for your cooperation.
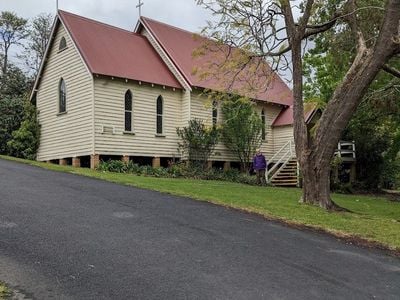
[266,139,355,184]
[266,140,295,183]
[335,140,356,161]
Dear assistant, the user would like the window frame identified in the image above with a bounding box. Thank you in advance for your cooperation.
[261,109,266,141]
[124,90,133,132]
[156,95,164,135]
[212,100,218,126]
[59,37,67,52]
[58,78,67,114]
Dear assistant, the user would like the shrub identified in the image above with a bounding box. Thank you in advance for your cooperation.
[97,160,262,186]
[177,118,219,169]
[0,96,24,154]
[221,96,263,173]
[7,101,40,160]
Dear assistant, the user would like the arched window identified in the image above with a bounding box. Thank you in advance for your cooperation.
[212,100,218,126]
[59,37,67,51]
[261,109,266,140]
[124,90,133,132]
[156,96,163,134]
[59,78,66,113]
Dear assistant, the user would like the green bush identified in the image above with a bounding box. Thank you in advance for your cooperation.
[177,118,219,169]
[97,160,261,186]
[7,101,40,160]
[0,95,24,154]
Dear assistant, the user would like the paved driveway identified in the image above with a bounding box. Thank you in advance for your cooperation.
[0,158,399,299]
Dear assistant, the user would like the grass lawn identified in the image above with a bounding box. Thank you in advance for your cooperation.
[1,155,400,252]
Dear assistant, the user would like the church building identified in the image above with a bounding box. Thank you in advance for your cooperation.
[31,10,303,185]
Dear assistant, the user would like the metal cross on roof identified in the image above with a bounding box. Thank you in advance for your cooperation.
[136,0,144,16]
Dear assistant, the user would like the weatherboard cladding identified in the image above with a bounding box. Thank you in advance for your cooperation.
[36,24,94,161]
[93,77,183,157]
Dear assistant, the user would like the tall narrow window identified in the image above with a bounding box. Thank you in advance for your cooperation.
[59,78,66,113]
[261,109,266,140]
[59,37,67,51]
[124,90,133,132]
[156,95,163,134]
[212,100,218,126]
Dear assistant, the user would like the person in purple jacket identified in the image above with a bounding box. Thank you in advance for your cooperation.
[253,148,267,186]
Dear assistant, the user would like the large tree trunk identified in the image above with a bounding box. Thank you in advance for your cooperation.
[299,147,344,210]
[282,0,400,210]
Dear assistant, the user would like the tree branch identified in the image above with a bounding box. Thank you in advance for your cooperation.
[383,64,400,78]
[346,0,367,52]
[298,0,315,32]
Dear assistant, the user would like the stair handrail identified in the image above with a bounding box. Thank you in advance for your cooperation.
[266,140,295,183]
[269,140,292,163]
[268,149,291,182]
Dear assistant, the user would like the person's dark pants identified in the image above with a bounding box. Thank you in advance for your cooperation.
[256,169,266,186]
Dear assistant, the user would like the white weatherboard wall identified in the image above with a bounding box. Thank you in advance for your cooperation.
[272,125,294,154]
[190,91,283,161]
[36,23,94,161]
[94,77,183,158]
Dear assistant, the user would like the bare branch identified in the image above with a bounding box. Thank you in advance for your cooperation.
[383,64,400,78]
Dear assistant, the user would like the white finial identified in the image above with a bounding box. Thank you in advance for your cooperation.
[136,0,144,16]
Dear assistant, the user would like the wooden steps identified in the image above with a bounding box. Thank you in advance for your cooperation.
[270,159,298,187]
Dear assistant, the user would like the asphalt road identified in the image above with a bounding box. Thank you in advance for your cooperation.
[0,158,399,299]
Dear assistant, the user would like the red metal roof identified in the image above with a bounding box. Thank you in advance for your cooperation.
[58,11,181,89]
[272,103,317,127]
[139,17,293,106]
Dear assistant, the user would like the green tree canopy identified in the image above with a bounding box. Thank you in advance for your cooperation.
[303,0,400,189]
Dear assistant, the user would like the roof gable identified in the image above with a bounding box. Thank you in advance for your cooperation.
[58,10,181,89]
[139,17,293,106]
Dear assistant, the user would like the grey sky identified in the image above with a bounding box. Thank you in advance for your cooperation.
[0,0,212,32]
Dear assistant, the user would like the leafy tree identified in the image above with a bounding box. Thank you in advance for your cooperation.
[0,95,24,154]
[7,100,40,160]
[197,0,400,210]
[303,0,400,190]
[0,60,30,97]
[19,13,53,76]
[0,11,28,76]
[177,118,219,168]
[220,96,263,173]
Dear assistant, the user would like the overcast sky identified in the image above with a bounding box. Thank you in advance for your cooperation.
[0,0,212,32]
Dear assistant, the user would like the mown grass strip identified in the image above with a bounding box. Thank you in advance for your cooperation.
[1,155,399,252]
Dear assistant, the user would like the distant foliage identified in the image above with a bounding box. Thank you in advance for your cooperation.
[0,11,28,75]
[0,62,31,97]
[177,118,219,168]
[0,95,24,154]
[7,101,40,160]
[19,13,53,76]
